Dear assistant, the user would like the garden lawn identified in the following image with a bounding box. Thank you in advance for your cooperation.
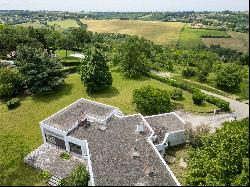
[55,50,83,60]
[0,72,216,185]
[178,24,229,49]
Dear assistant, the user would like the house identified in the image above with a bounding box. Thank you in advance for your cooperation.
[24,98,186,186]
[190,23,205,29]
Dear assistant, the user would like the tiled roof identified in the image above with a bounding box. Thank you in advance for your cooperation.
[69,114,178,186]
[42,99,118,132]
[144,113,185,144]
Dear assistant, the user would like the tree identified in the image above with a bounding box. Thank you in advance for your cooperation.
[113,36,152,78]
[132,86,172,115]
[185,118,249,186]
[16,45,65,95]
[59,165,90,186]
[0,25,43,55]
[57,33,75,58]
[195,60,213,82]
[68,27,91,50]
[182,67,196,78]
[216,63,244,92]
[79,47,112,92]
[155,51,174,71]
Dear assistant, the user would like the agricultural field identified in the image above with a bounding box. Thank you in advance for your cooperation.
[177,24,230,49]
[81,19,185,46]
[202,31,249,54]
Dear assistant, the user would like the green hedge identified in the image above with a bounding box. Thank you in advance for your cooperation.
[62,66,78,74]
[170,88,183,100]
[146,72,230,111]
[146,72,194,92]
[200,35,231,38]
[204,95,230,111]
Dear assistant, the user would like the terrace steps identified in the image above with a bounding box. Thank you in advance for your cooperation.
[48,176,61,186]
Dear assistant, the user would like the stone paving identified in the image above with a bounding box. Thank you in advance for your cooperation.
[24,143,86,179]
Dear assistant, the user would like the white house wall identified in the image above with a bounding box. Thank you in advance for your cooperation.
[164,130,186,147]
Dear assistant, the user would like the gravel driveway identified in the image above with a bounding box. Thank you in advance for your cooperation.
[175,88,249,131]
[151,70,249,130]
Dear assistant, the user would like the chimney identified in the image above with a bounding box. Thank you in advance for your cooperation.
[136,123,144,133]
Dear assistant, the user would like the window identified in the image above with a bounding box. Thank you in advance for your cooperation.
[45,132,66,150]
[69,142,82,155]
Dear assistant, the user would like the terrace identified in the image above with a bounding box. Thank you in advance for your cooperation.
[24,143,86,179]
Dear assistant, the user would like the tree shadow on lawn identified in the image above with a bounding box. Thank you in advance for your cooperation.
[31,83,73,103]
[87,86,120,99]
[124,76,149,82]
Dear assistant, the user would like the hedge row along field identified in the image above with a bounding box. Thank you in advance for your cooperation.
[146,72,230,111]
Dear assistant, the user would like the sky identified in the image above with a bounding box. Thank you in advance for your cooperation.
[0,0,249,12]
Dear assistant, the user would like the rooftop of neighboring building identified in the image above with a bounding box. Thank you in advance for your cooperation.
[144,113,186,144]
[68,114,178,186]
[42,98,119,132]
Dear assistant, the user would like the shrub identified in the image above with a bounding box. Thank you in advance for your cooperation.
[132,86,172,115]
[40,170,52,181]
[170,88,183,100]
[0,68,25,99]
[60,152,71,160]
[182,67,196,78]
[0,83,14,100]
[6,98,20,109]
[192,90,204,105]
[185,123,211,148]
[58,178,68,186]
[60,165,90,186]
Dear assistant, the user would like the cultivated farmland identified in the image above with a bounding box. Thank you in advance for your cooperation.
[202,31,249,54]
[177,24,229,49]
[81,19,185,46]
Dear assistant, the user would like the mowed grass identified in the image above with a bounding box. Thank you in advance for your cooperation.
[81,19,185,46]
[0,72,217,185]
[47,19,79,31]
[15,21,44,29]
[178,24,229,49]
[202,31,249,54]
